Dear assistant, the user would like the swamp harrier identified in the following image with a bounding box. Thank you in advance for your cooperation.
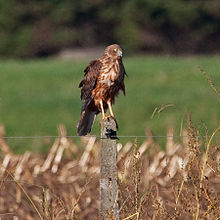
[77,44,127,136]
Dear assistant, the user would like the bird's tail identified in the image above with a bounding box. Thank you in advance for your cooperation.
[77,108,96,136]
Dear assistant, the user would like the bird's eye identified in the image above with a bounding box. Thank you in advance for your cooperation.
[113,48,117,52]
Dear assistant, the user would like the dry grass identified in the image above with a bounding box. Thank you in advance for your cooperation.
[0,123,219,220]
[198,66,220,102]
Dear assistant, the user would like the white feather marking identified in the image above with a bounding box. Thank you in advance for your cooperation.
[100,65,117,86]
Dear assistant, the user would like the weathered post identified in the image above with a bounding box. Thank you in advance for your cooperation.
[100,117,119,220]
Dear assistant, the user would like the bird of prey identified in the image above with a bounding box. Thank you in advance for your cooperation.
[77,44,127,136]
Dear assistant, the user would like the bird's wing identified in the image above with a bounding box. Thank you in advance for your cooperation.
[79,60,102,110]
[117,58,127,95]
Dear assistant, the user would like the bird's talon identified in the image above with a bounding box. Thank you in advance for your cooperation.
[102,115,107,120]
[102,115,115,120]
[107,115,115,119]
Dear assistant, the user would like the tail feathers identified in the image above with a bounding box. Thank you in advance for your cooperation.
[77,109,96,136]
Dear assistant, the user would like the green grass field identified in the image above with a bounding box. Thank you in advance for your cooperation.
[0,56,220,153]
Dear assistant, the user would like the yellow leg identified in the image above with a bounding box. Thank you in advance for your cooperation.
[100,100,106,119]
[107,101,114,117]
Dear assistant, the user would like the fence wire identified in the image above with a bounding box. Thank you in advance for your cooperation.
[1,135,219,139]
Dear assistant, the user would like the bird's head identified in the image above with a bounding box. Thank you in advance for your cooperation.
[104,44,123,59]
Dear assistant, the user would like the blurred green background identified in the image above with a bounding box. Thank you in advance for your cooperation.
[0,0,220,153]
[0,57,220,153]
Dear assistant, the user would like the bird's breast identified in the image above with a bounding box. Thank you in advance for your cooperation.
[100,66,118,87]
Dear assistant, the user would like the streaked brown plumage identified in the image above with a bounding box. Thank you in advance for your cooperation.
[77,44,127,136]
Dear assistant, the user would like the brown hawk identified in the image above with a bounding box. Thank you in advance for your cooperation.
[77,44,127,136]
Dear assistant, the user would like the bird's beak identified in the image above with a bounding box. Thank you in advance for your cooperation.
[117,50,123,57]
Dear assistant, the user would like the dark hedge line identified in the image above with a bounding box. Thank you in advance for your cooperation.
[0,0,220,57]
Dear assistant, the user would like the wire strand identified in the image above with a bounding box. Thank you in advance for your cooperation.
[1,135,219,139]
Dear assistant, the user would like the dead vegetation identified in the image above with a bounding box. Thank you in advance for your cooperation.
[0,120,219,220]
